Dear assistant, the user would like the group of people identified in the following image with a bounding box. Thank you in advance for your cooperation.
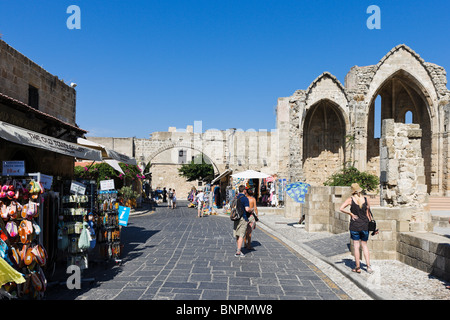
[162,187,177,209]
[231,181,378,276]
[232,185,259,257]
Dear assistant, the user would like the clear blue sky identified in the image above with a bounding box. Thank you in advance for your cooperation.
[0,0,449,138]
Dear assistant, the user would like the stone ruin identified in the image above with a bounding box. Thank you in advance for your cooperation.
[380,119,428,209]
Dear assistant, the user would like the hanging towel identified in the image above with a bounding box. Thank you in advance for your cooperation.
[286,182,311,203]
[0,256,25,286]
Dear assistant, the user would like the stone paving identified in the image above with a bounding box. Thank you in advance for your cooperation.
[45,201,351,300]
[45,201,450,301]
[257,211,450,300]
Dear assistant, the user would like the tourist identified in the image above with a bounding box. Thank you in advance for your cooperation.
[162,187,167,203]
[172,189,177,209]
[339,183,374,274]
[196,189,205,217]
[244,188,258,250]
[168,188,173,208]
[233,185,254,257]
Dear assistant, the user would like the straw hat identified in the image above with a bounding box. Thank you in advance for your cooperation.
[351,183,362,194]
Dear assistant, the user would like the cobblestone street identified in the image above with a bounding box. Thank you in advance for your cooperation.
[45,201,350,301]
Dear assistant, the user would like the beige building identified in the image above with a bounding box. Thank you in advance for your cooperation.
[0,39,89,177]
[90,124,280,198]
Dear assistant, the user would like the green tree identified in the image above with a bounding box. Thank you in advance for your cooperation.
[178,154,214,182]
[324,166,379,192]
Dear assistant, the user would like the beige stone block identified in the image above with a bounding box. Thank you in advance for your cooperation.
[306,224,328,232]
[310,215,330,225]
[383,240,397,252]
[379,231,393,241]
[372,240,384,252]
[397,220,410,232]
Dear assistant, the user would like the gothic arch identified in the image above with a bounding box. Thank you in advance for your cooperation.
[142,141,220,175]
[302,98,347,185]
[305,72,349,109]
[366,68,434,193]
[365,44,438,114]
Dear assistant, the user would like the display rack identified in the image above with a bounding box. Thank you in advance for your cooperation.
[96,190,121,263]
[60,180,96,271]
[0,173,48,300]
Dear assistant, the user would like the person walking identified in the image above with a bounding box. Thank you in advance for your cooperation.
[172,189,177,209]
[233,185,254,257]
[162,187,167,203]
[244,188,258,250]
[195,189,205,217]
[339,183,374,274]
[168,188,173,208]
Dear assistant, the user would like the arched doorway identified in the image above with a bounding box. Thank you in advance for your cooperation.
[302,99,346,185]
[367,70,433,193]
[146,146,219,200]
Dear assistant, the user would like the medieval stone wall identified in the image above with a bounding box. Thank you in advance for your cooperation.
[0,40,77,124]
[88,125,281,193]
[277,44,450,196]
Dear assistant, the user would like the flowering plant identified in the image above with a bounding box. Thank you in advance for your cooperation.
[74,163,145,184]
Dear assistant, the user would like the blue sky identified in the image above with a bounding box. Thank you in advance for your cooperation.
[0,0,449,138]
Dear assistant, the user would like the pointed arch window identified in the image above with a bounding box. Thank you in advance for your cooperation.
[404,110,413,124]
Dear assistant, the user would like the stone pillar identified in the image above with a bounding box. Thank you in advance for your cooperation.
[379,119,431,232]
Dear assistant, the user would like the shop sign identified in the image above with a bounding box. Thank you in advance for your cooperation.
[100,179,115,191]
[70,181,86,195]
[118,206,130,226]
[2,161,25,176]
[0,121,102,161]
[40,174,53,190]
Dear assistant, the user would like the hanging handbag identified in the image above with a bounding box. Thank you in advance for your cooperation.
[368,209,377,233]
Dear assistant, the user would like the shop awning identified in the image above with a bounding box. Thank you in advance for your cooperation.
[211,169,232,185]
[0,120,102,161]
[77,138,137,166]
[231,170,270,179]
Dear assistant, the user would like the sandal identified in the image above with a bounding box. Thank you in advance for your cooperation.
[352,267,361,273]
[367,266,374,274]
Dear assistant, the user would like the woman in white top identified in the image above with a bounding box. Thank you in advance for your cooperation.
[196,190,205,217]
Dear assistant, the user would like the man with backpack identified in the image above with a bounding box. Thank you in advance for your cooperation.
[233,185,254,257]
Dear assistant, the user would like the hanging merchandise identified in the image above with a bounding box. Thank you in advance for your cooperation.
[96,190,121,262]
[59,180,96,271]
[78,222,91,251]
[276,179,287,206]
[286,182,311,203]
[0,175,48,300]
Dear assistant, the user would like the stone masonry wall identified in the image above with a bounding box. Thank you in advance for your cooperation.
[380,119,428,208]
[0,40,77,124]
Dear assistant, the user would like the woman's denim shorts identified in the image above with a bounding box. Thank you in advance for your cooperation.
[350,230,369,242]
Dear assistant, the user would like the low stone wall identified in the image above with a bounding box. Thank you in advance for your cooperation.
[300,186,450,280]
[398,232,450,282]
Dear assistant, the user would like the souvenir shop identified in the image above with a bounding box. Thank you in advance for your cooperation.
[224,170,287,210]
[0,88,115,298]
[211,169,232,209]
[0,118,101,300]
